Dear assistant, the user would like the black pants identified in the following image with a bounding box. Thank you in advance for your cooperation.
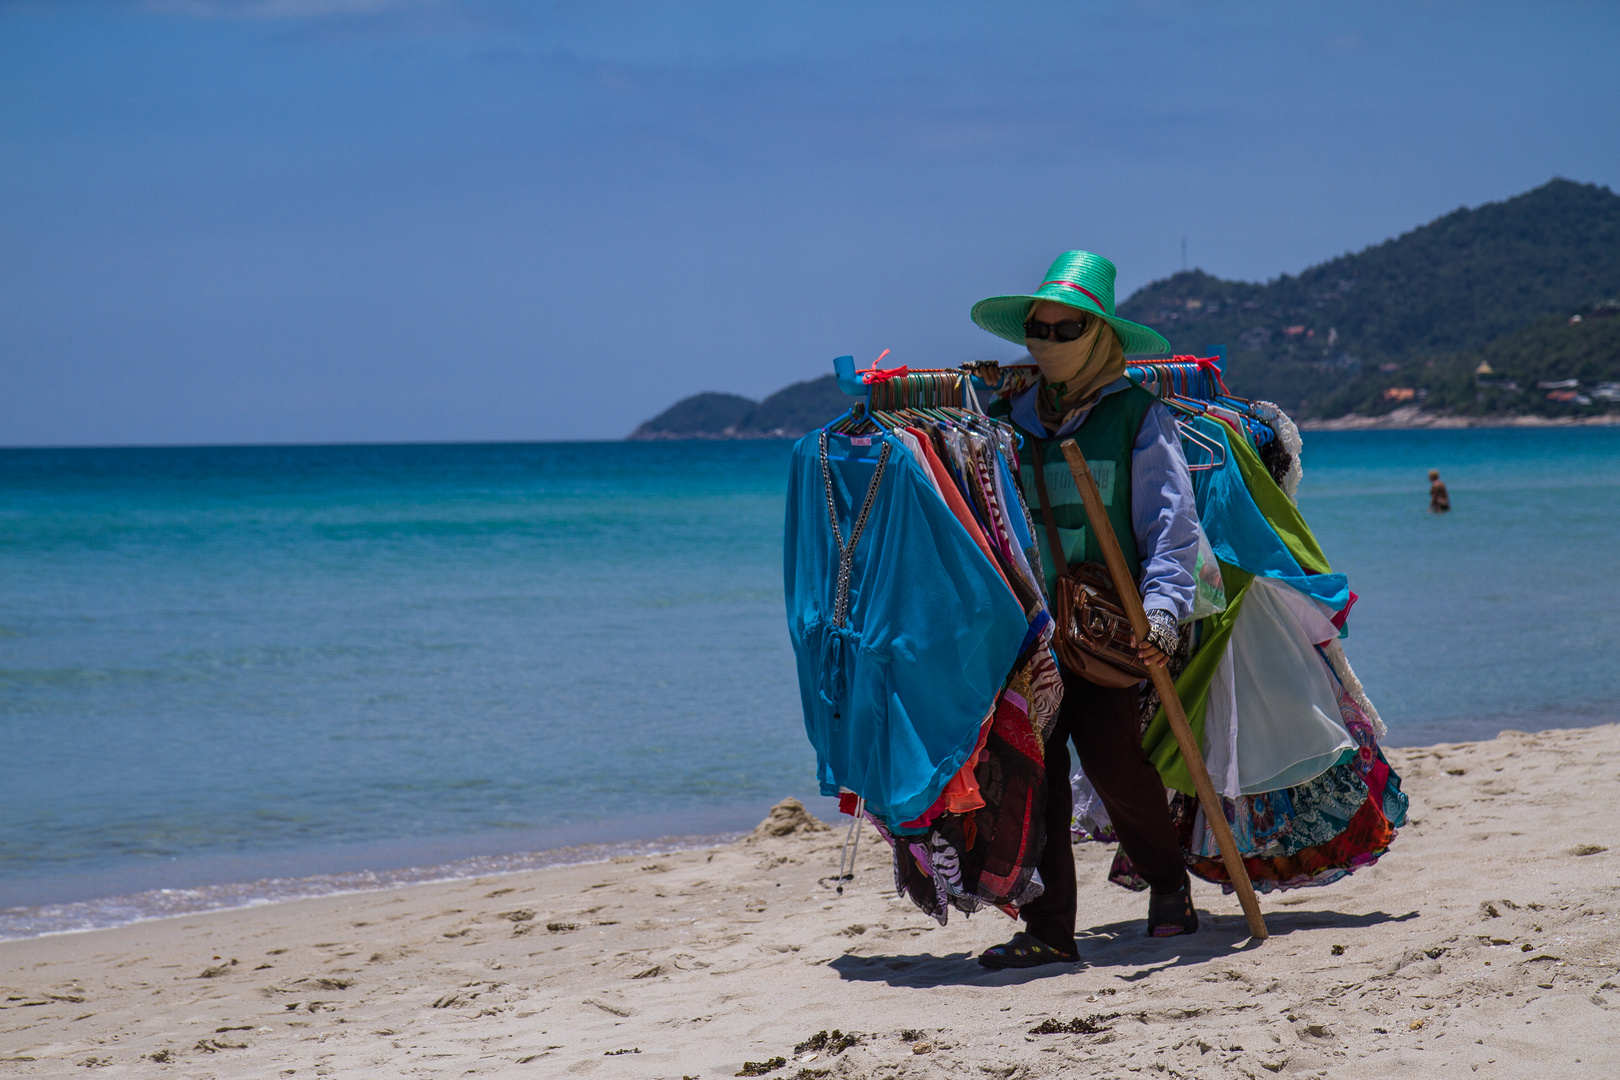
[1020,670,1187,952]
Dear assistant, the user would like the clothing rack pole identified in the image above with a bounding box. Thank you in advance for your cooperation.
[1057,438,1270,942]
[835,796,864,894]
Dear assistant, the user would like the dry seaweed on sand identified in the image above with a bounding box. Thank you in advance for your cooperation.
[736,1055,787,1076]
[1028,1013,1120,1035]
[794,1030,862,1054]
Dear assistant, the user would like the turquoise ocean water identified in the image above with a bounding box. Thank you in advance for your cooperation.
[2,429,1617,936]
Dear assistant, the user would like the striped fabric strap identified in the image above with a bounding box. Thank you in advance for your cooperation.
[1040,280,1108,313]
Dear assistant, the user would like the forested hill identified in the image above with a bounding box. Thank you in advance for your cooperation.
[1118,179,1620,416]
[631,179,1620,436]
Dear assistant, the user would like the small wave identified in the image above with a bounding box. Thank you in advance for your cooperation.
[0,831,744,941]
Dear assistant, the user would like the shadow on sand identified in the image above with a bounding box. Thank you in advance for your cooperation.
[826,907,1418,988]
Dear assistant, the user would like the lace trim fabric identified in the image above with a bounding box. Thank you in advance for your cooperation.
[1252,400,1303,503]
[818,430,891,630]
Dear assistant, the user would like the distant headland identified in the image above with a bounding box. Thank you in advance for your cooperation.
[631,179,1620,439]
[628,377,851,441]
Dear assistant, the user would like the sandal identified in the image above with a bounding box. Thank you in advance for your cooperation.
[1147,881,1199,938]
[977,931,1078,969]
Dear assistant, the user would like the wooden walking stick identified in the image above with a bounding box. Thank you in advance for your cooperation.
[1059,439,1269,941]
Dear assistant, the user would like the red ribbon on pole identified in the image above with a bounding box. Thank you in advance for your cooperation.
[1167,354,1230,396]
[858,348,907,384]
[861,365,909,385]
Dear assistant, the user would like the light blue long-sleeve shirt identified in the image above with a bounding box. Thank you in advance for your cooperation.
[1011,377,1199,622]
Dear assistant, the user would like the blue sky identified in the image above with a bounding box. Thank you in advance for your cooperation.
[3,1,1618,445]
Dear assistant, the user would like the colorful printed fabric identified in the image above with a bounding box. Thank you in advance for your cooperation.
[872,651,1051,923]
[1103,690,1408,894]
[1183,797,1399,894]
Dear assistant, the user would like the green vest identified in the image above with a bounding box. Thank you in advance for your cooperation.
[990,386,1155,598]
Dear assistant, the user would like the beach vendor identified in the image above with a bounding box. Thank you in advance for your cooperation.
[969,251,1201,968]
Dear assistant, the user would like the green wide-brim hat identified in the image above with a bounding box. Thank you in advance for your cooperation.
[970,250,1170,357]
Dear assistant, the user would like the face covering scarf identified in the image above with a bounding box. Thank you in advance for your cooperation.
[1027,316,1127,431]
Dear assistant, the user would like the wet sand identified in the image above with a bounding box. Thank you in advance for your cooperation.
[3,724,1618,1078]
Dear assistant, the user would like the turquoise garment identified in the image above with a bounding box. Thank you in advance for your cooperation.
[1187,417,1350,610]
[784,431,1028,827]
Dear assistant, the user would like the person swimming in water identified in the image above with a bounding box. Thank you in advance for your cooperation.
[1429,469,1450,513]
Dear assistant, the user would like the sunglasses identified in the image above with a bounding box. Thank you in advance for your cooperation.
[1023,316,1091,342]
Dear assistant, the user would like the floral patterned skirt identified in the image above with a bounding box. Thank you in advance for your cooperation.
[1098,690,1408,893]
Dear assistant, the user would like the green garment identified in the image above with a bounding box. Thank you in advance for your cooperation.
[1143,563,1251,794]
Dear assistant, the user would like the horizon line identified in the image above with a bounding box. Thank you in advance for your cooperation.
[0,435,682,452]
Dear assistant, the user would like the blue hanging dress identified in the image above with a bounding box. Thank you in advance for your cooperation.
[784,430,1029,828]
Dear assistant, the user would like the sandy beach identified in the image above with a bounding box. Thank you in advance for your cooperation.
[1297,407,1620,431]
[3,724,1617,1079]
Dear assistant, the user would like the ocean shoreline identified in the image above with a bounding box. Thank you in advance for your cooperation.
[3,724,1616,1077]
[1299,406,1620,431]
[6,701,1617,942]
[0,832,747,944]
